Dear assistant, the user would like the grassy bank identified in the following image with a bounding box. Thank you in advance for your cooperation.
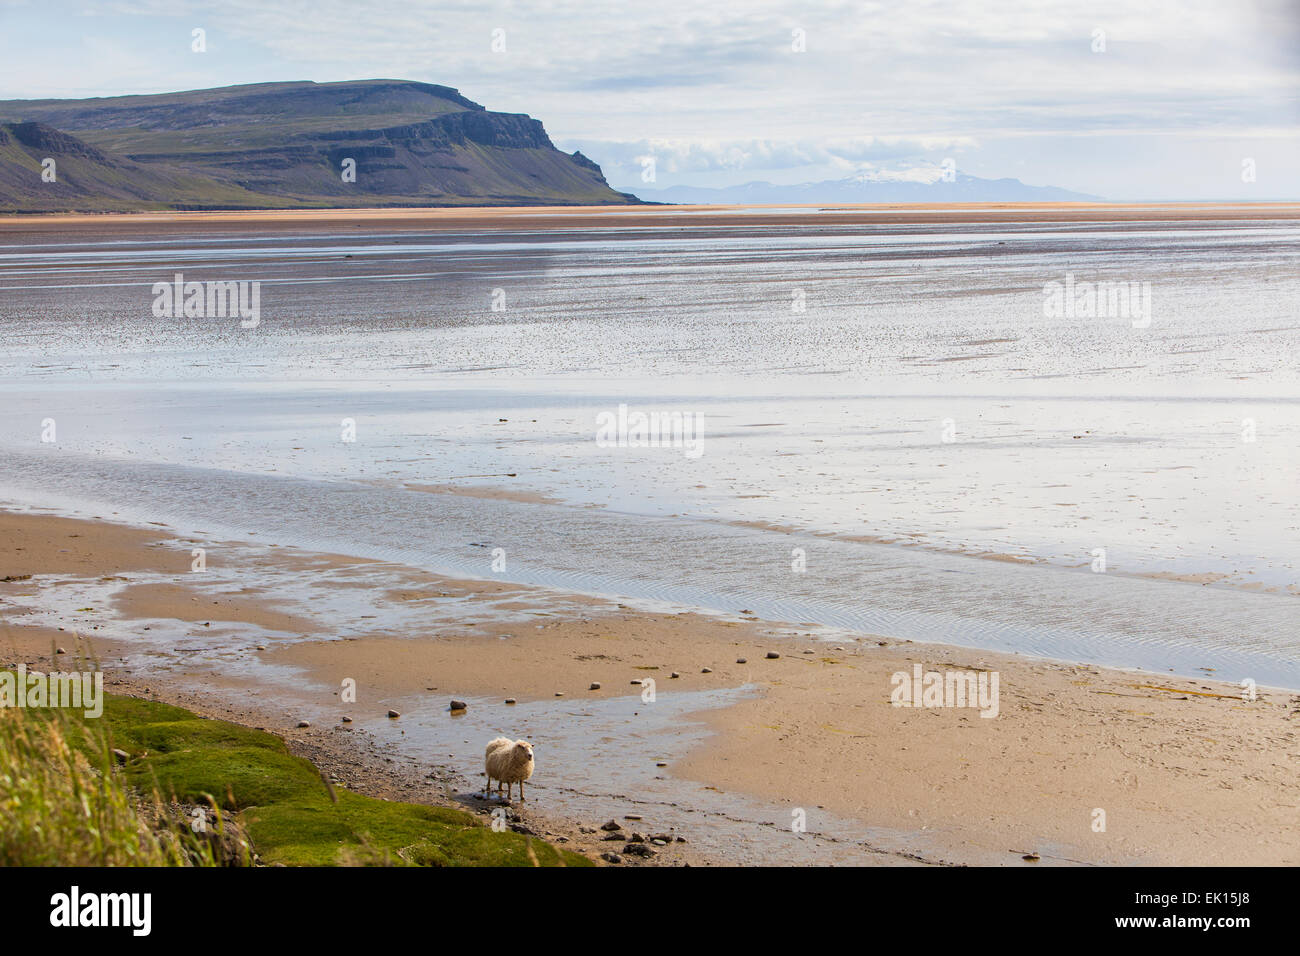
[1,689,588,867]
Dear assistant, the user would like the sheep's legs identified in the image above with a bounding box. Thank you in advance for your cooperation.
[519,781,525,802]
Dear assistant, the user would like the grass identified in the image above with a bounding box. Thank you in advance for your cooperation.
[3,686,589,867]
[0,703,220,866]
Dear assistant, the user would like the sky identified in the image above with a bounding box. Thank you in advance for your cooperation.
[1,0,1297,199]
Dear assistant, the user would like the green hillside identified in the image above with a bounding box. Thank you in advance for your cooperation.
[0,79,639,211]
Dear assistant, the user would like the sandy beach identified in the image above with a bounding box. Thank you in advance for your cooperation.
[6,202,1300,233]
[3,509,1295,866]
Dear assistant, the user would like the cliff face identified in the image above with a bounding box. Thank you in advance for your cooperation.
[0,80,638,211]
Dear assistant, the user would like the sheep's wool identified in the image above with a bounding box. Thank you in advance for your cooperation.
[485,737,535,784]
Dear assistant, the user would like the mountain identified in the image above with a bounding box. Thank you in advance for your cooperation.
[631,173,1101,204]
[0,80,639,212]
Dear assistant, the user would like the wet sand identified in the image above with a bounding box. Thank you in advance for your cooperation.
[2,509,1295,866]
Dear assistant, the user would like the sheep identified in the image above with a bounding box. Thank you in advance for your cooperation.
[484,736,535,802]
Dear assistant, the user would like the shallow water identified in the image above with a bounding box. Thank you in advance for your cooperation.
[2,215,1298,688]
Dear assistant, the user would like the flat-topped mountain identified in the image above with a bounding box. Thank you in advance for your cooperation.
[0,80,639,211]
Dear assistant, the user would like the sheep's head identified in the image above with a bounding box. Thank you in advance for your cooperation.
[513,740,534,763]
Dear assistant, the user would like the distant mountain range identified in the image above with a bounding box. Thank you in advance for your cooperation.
[0,80,639,212]
[631,174,1101,204]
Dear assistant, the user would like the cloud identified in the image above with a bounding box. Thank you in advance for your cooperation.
[561,135,979,177]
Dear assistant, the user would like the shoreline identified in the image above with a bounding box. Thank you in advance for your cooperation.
[2,508,1295,865]
[4,201,1300,233]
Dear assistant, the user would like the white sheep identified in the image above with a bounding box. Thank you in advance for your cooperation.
[484,736,535,802]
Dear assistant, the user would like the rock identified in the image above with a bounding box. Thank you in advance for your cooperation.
[651,839,667,846]
[387,710,401,718]
[670,672,680,679]
[600,819,622,831]
[627,832,645,843]
[765,651,780,659]
[111,748,129,764]
[55,647,67,655]
[601,833,626,842]
[623,814,642,821]
[297,720,311,728]
[623,843,655,857]
[630,679,642,685]
[589,682,601,690]
[341,716,352,723]
[505,698,516,704]
[656,762,668,767]
[554,692,564,697]
[600,852,623,864]
[736,658,747,664]
[701,667,713,673]
[449,700,467,711]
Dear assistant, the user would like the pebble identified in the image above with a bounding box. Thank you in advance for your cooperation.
[766,652,780,659]
[449,700,467,711]
[670,672,680,679]
[623,843,655,858]
[56,648,67,655]
[111,748,129,764]
[600,819,622,831]
[554,692,564,697]
[297,720,310,728]
[701,667,713,673]
[623,814,642,821]
[589,682,601,690]
[341,716,352,723]
[505,698,516,704]
[736,658,747,664]
[387,710,401,719]
[600,852,622,864]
